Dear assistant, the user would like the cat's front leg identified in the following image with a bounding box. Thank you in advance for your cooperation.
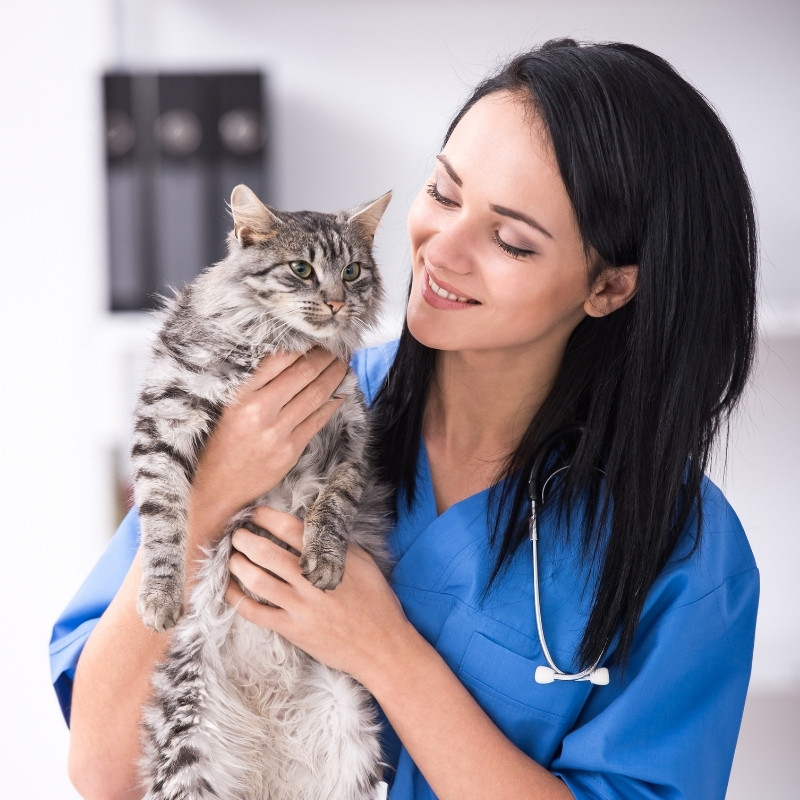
[133,398,204,631]
[301,462,366,590]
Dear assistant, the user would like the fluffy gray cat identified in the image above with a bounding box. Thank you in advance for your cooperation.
[131,184,393,800]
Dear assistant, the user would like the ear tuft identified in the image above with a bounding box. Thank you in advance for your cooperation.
[229,184,282,246]
[346,191,392,242]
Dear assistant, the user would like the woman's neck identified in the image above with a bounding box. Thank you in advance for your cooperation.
[425,347,558,449]
[422,345,562,512]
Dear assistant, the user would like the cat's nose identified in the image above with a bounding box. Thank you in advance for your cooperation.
[326,300,345,315]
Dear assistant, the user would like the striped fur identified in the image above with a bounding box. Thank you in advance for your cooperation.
[134,185,393,799]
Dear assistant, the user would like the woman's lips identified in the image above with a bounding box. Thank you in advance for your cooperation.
[421,269,480,310]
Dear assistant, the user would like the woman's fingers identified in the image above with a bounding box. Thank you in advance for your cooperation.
[238,347,348,441]
[238,346,346,414]
[249,506,305,552]
[231,527,300,582]
[279,357,345,420]
[280,359,348,431]
[228,550,294,606]
[227,512,312,628]
[225,577,286,629]
[226,523,406,681]
[239,349,308,393]
[253,347,345,409]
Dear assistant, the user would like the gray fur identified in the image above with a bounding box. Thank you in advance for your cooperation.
[133,185,393,799]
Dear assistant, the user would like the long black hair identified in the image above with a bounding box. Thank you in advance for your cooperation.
[371,39,757,669]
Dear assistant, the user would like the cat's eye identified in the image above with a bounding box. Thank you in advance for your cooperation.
[290,260,313,279]
[342,262,361,282]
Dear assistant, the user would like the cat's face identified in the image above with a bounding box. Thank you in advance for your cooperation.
[226,186,390,351]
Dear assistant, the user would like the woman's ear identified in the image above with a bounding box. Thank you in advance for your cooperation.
[584,265,638,318]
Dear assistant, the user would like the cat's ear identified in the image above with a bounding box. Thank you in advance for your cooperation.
[346,191,392,242]
[229,184,283,246]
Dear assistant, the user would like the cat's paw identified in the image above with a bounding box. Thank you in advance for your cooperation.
[300,544,346,591]
[137,585,184,631]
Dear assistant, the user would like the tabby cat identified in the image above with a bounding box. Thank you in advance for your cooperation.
[132,184,393,800]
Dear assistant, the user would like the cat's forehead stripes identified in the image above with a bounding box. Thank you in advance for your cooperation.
[257,212,364,268]
[312,228,355,267]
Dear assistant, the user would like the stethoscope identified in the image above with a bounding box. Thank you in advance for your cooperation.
[527,426,610,686]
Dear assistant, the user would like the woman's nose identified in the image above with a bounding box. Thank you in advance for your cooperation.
[424,215,475,275]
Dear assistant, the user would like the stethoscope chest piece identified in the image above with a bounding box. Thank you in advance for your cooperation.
[534,665,610,686]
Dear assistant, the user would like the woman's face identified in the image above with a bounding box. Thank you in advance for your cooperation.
[406,91,594,361]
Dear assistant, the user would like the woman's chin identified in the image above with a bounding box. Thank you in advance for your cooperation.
[405,304,459,352]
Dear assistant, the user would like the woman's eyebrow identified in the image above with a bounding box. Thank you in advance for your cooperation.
[490,205,553,240]
[436,155,462,187]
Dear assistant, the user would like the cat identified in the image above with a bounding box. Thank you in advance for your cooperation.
[131,184,393,800]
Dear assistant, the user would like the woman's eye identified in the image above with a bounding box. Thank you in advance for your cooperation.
[426,182,458,207]
[492,232,536,259]
[342,262,361,282]
[289,260,313,279]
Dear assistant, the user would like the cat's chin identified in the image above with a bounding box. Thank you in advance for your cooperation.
[299,316,357,339]
[301,325,363,360]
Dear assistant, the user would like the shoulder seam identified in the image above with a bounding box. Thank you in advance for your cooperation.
[668,565,759,613]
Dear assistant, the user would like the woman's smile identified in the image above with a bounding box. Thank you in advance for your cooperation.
[422,269,481,309]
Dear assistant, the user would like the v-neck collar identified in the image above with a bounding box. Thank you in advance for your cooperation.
[418,437,498,522]
[390,439,507,575]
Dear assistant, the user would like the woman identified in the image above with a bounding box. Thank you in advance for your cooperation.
[52,39,759,799]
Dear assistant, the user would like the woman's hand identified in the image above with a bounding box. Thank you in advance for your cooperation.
[225,506,411,685]
[188,348,347,550]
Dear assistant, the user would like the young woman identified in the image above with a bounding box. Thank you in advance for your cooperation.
[52,39,759,799]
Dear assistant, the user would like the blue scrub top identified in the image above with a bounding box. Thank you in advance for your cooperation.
[50,341,759,800]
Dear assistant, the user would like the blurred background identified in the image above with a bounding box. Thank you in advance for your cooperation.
[1,0,797,797]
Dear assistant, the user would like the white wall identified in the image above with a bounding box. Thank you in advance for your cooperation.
[1,1,797,797]
[718,334,800,686]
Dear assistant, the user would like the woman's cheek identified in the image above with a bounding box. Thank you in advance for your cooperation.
[406,191,430,252]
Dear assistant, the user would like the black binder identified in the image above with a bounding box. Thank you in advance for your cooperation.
[103,71,269,311]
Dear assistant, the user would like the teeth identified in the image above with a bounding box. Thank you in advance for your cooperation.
[428,274,473,303]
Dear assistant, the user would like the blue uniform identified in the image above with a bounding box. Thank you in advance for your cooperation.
[50,341,759,799]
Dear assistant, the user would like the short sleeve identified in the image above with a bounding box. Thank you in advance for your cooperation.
[49,508,141,725]
[551,494,759,800]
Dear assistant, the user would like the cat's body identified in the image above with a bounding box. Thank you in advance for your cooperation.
[132,185,392,800]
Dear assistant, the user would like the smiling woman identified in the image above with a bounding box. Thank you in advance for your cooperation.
[52,37,758,800]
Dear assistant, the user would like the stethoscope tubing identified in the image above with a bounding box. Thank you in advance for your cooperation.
[528,429,610,686]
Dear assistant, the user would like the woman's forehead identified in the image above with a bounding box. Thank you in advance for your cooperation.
[447,91,548,148]
[442,92,577,240]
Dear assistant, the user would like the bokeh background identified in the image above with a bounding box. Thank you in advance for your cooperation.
[1,1,797,797]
